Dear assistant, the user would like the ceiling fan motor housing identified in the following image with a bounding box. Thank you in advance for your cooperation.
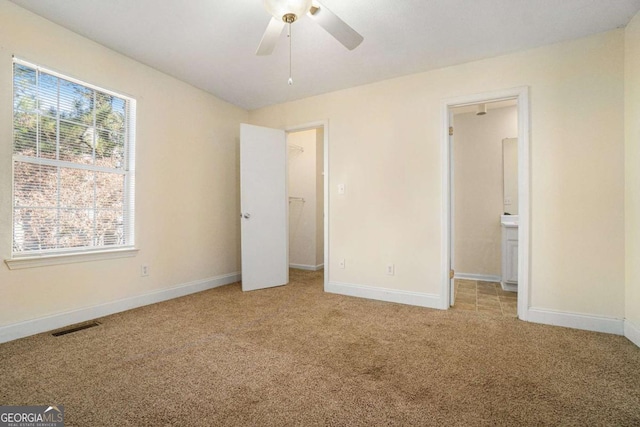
[256,0,364,56]
[264,0,313,22]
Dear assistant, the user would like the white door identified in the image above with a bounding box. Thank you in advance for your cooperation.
[240,124,289,291]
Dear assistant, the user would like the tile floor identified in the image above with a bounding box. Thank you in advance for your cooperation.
[452,279,517,317]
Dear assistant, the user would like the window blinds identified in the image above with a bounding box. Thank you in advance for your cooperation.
[12,59,136,256]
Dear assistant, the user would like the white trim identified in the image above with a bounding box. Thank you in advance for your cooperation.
[285,120,329,291]
[13,155,127,175]
[515,88,531,321]
[326,281,441,309]
[442,86,530,318]
[0,272,241,343]
[324,123,329,291]
[440,104,452,309]
[285,121,327,133]
[527,308,624,335]
[13,56,136,100]
[448,108,456,307]
[5,248,139,270]
[289,263,324,271]
[454,273,501,283]
[624,319,640,348]
[500,282,518,292]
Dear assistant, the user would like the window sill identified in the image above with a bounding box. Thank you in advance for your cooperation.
[4,248,139,270]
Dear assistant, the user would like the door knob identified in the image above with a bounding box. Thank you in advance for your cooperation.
[243,213,251,219]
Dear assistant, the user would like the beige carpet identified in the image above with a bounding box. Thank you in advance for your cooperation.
[1,269,639,426]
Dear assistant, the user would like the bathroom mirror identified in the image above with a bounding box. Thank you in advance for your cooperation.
[502,138,518,215]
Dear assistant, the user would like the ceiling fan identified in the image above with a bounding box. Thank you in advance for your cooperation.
[256,0,364,56]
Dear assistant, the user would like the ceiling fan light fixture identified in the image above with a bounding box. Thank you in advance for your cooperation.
[264,0,313,22]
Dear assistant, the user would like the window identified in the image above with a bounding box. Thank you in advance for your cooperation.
[11,59,136,259]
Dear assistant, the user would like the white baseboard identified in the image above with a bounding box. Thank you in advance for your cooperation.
[0,272,241,344]
[454,272,501,283]
[624,319,640,348]
[501,282,518,292]
[527,307,624,335]
[289,263,324,271]
[326,281,441,309]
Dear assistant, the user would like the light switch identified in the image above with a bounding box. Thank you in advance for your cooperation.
[338,183,345,195]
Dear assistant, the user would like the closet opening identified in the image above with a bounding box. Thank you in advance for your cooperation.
[286,123,328,287]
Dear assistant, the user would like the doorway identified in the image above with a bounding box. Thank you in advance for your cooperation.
[287,127,325,273]
[450,100,518,316]
[286,121,329,289]
[441,87,530,320]
[239,121,329,292]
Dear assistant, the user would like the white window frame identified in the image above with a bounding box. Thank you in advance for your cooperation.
[5,58,137,269]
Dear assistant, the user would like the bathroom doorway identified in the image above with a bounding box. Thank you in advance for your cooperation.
[450,100,517,316]
[442,87,530,320]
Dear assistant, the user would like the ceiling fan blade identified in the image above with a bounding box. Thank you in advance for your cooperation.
[307,2,363,50]
[256,17,286,56]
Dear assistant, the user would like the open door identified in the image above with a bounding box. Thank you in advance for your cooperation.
[240,123,288,291]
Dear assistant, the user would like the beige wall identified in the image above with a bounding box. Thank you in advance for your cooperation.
[626,11,640,328]
[249,30,625,318]
[288,129,320,268]
[453,106,517,278]
[0,1,247,328]
[0,0,631,335]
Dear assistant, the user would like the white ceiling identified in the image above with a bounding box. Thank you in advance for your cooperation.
[9,0,640,110]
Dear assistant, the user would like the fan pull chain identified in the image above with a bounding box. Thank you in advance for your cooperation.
[288,22,293,85]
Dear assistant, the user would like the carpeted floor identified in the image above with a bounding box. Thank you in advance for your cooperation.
[1,269,639,426]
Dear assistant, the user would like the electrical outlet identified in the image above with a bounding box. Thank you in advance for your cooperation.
[386,264,395,276]
[141,265,149,277]
[339,259,345,269]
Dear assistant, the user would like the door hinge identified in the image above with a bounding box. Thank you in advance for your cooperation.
[450,269,455,279]
[449,126,454,136]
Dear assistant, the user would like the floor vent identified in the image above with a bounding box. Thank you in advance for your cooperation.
[52,321,101,337]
